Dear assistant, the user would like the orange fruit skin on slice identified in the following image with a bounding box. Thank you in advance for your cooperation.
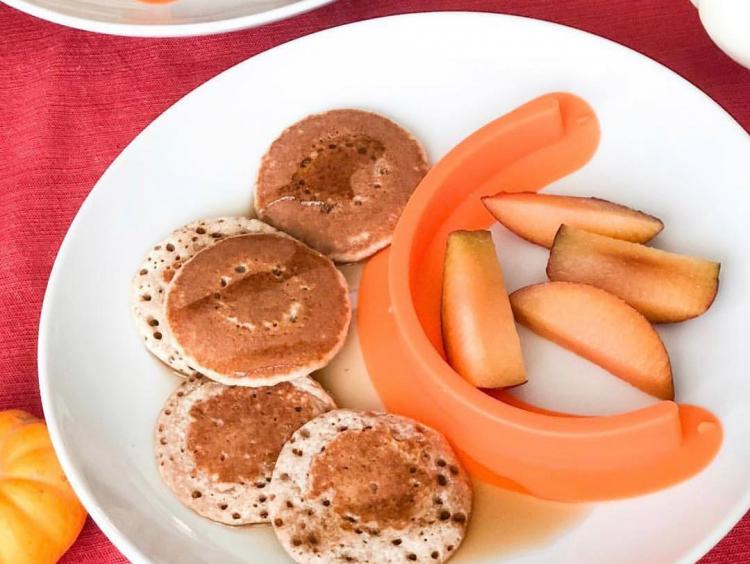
[510,281,674,400]
[442,230,527,388]
[547,225,720,323]
[482,192,663,248]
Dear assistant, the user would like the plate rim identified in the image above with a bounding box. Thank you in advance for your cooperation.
[3,0,334,37]
[37,11,750,563]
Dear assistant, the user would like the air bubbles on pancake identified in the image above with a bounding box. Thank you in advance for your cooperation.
[164,232,350,386]
[269,410,471,563]
[131,217,277,378]
[286,302,301,324]
[255,109,429,262]
[155,376,335,525]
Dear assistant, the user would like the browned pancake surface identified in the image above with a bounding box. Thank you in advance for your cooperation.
[166,233,350,385]
[131,218,276,377]
[308,426,434,529]
[188,384,323,483]
[270,410,472,563]
[256,109,429,262]
[156,376,335,524]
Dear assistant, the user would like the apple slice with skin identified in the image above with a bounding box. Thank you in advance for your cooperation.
[481,192,663,248]
[442,230,527,388]
[510,281,673,400]
[547,225,720,323]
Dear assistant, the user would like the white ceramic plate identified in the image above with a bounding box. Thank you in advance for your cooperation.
[3,0,333,37]
[39,12,750,564]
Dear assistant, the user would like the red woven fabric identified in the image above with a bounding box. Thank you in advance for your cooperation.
[1,0,748,561]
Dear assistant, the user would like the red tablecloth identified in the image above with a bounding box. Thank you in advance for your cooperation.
[1,0,749,561]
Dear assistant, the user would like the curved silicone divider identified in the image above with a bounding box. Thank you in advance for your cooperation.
[358,93,722,501]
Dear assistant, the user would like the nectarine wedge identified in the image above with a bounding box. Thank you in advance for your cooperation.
[482,192,663,248]
[510,281,673,400]
[547,225,720,323]
[442,230,527,388]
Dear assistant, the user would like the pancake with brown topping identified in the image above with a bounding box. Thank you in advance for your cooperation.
[255,109,429,262]
[164,230,351,387]
[132,218,276,377]
[155,375,335,525]
[269,410,472,563]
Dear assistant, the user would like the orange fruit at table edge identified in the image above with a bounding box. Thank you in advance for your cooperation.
[0,409,86,563]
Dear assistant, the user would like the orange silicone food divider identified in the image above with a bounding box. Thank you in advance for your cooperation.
[358,93,722,501]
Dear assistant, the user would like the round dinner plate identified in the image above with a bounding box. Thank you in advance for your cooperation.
[3,0,333,37]
[39,12,750,564]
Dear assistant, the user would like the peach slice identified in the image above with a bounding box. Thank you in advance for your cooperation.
[442,230,527,388]
[510,281,673,400]
[547,225,720,323]
[481,192,663,248]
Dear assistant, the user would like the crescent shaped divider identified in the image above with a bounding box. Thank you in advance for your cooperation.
[358,92,722,501]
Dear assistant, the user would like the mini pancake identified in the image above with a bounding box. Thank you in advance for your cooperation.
[269,410,472,564]
[164,231,351,387]
[255,109,429,263]
[155,375,335,525]
[132,217,276,377]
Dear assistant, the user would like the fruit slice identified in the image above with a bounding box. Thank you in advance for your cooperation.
[442,230,527,388]
[481,192,663,248]
[510,281,673,400]
[547,225,720,323]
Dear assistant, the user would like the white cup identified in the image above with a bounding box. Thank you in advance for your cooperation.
[692,0,750,69]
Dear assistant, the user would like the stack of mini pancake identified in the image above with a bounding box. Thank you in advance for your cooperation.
[132,110,473,563]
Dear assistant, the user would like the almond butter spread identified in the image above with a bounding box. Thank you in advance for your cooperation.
[187,383,328,483]
[256,109,429,261]
[166,233,349,380]
[308,427,431,529]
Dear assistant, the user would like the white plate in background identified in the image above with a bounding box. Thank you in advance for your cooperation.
[3,0,333,37]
